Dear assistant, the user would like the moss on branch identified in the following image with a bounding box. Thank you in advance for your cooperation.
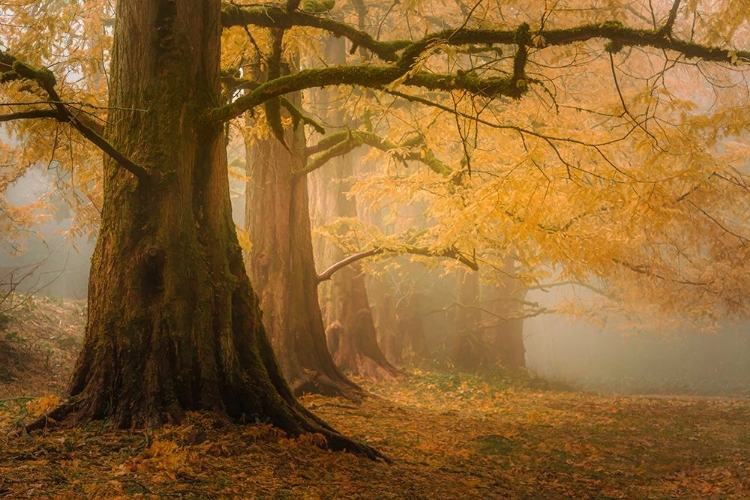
[220,3,407,62]
[207,65,520,124]
[296,129,453,179]
[0,50,150,182]
[210,14,747,125]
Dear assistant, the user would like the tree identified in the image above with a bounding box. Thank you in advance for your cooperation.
[308,33,404,382]
[0,0,746,453]
[6,0,381,457]
[243,96,362,398]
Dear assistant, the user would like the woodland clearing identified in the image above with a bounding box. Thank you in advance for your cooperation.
[0,296,748,499]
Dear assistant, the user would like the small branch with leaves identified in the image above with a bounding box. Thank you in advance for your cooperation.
[0,52,149,183]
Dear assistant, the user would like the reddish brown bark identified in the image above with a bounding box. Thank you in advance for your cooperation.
[307,34,402,382]
[29,0,379,458]
[244,104,360,399]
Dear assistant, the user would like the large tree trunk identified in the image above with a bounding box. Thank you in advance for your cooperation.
[32,0,377,458]
[244,101,360,399]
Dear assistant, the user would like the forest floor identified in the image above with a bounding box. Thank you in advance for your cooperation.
[1,295,749,499]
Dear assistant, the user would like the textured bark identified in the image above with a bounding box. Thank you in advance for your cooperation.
[307,34,402,382]
[328,263,403,381]
[244,99,360,399]
[30,0,379,458]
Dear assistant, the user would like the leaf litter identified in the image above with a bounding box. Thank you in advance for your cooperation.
[1,297,749,499]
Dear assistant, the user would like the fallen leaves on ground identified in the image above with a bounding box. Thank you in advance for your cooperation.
[1,371,749,499]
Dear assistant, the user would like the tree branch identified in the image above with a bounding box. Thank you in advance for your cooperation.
[424,301,553,321]
[316,248,381,282]
[0,53,150,183]
[296,129,453,178]
[220,3,407,62]
[0,109,61,122]
[208,19,748,125]
[316,245,478,283]
[660,0,682,36]
[207,65,519,124]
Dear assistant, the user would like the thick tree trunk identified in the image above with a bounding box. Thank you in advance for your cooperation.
[244,104,360,399]
[31,0,377,458]
[328,263,403,381]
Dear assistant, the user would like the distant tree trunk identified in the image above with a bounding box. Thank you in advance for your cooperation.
[371,290,402,366]
[453,269,484,372]
[487,261,527,370]
[494,314,527,369]
[40,1,375,456]
[307,35,401,382]
[397,291,429,365]
[244,100,360,399]
[328,262,403,380]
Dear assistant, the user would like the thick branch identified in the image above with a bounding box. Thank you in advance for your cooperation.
[209,19,748,125]
[0,109,61,122]
[220,3,407,61]
[297,130,453,178]
[207,66,518,124]
[316,248,381,282]
[316,245,478,283]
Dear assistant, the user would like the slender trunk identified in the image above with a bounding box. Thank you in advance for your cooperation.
[488,261,527,370]
[33,0,377,458]
[244,99,360,399]
[453,269,484,372]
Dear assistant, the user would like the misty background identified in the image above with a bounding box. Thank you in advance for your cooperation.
[3,166,748,397]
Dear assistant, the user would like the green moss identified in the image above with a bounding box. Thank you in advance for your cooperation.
[11,61,56,88]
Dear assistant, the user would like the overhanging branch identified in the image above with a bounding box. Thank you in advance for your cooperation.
[209,16,748,125]
[316,245,478,283]
[207,66,518,124]
[0,52,150,183]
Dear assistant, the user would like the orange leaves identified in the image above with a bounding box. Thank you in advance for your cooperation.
[26,395,60,419]
[2,372,750,498]
[120,439,198,483]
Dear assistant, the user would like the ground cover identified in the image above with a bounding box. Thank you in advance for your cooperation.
[1,297,748,499]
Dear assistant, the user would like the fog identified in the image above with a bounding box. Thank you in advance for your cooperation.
[2,168,748,399]
[1,166,94,300]
[525,293,750,397]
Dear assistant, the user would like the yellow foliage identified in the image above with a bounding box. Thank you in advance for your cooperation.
[26,395,61,418]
